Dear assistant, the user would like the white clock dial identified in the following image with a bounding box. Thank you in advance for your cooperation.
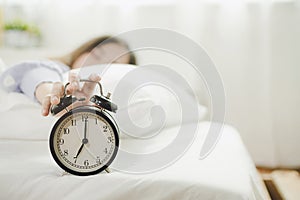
[50,107,119,176]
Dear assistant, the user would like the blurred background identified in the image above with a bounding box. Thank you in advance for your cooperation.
[0,0,299,169]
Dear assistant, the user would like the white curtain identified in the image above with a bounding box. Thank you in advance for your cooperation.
[174,0,300,168]
[3,0,300,167]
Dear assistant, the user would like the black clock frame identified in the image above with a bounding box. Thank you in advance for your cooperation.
[49,106,119,176]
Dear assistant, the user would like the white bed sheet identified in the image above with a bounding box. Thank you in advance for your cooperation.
[0,122,268,200]
[0,64,267,199]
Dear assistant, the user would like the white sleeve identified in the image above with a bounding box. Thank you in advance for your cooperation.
[0,60,69,101]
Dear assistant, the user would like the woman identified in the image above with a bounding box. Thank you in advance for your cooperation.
[0,36,136,116]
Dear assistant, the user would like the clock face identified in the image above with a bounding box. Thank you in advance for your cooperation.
[49,107,119,176]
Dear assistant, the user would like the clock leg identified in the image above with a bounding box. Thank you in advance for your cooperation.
[61,171,70,176]
[105,168,111,173]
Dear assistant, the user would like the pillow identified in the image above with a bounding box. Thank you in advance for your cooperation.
[0,64,207,140]
[74,64,207,139]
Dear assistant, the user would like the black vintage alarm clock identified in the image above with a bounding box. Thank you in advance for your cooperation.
[49,80,119,176]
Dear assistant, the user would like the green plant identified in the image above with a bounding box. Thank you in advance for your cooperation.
[4,19,41,36]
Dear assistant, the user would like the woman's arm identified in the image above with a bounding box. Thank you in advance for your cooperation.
[0,60,68,101]
[0,61,100,116]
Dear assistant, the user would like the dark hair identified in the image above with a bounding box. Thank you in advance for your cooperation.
[57,35,136,67]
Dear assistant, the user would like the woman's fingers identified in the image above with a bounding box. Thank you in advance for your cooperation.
[50,82,64,105]
[41,95,51,116]
[81,73,101,97]
[41,82,64,116]
[42,73,101,116]
[67,71,80,94]
[66,72,100,97]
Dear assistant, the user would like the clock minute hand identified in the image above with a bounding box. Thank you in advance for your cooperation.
[82,118,88,144]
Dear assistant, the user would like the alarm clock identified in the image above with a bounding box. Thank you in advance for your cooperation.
[49,80,119,176]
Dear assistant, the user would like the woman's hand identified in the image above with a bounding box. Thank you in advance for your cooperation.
[35,72,101,116]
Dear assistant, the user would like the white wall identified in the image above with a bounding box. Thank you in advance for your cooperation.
[1,0,300,168]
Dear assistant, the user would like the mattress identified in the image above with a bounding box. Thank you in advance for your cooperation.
[0,121,268,200]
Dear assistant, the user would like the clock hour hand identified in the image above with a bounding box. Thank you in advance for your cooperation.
[74,143,84,163]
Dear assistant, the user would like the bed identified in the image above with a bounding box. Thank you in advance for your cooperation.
[0,64,268,200]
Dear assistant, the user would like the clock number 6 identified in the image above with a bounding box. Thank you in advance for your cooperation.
[84,160,89,166]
